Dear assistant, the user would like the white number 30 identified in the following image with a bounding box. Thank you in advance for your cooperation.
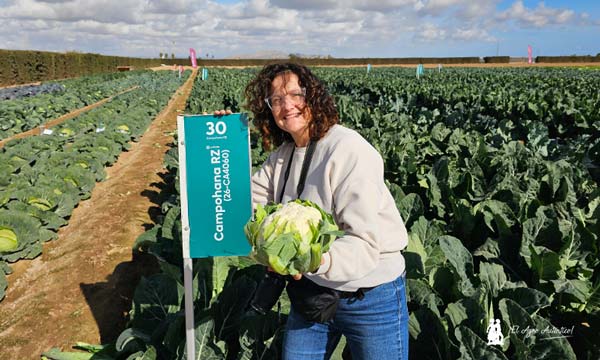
[206,121,227,135]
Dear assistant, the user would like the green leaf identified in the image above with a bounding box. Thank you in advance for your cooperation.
[129,273,183,332]
[213,274,257,342]
[439,235,477,296]
[585,279,600,313]
[0,226,18,252]
[444,297,487,333]
[211,257,238,299]
[454,326,508,360]
[406,278,442,316]
[0,209,43,262]
[521,213,547,267]
[0,269,7,301]
[539,161,576,204]
[478,262,508,298]
[238,311,285,359]
[474,200,516,237]
[73,342,108,353]
[133,226,160,251]
[161,206,181,241]
[499,299,576,360]
[473,238,501,260]
[423,173,446,218]
[530,245,563,281]
[178,317,225,360]
[396,193,424,228]
[551,279,591,304]
[409,216,445,249]
[498,287,550,315]
[116,328,151,352]
[40,348,94,360]
[409,308,455,359]
[124,346,157,360]
[429,264,455,302]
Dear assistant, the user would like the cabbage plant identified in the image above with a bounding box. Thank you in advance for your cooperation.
[244,199,343,276]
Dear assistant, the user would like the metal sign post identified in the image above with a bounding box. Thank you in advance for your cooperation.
[177,113,252,360]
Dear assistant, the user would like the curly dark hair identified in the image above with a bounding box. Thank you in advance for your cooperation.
[244,63,339,150]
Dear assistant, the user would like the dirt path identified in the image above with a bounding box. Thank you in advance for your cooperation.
[0,69,197,359]
[0,86,139,148]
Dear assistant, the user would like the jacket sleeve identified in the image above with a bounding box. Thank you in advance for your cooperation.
[313,138,387,281]
[251,151,278,207]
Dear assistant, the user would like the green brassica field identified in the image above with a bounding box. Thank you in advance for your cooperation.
[0,70,191,303]
[42,66,599,360]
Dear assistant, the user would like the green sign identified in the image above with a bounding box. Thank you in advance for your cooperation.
[177,113,252,258]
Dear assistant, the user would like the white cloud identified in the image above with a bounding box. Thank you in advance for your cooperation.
[415,22,447,41]
[452,27,495,42]
[1,0,145,23]
[417,0,499,19]
[271,0,422,13]
[350,0,419,12]
[145,0,206,15]
[270,0,339,10]
[228,0,275,19]
[0,0,597,58]
[497,0,575,27]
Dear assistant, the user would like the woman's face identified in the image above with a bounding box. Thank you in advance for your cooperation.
[269,72,312,147]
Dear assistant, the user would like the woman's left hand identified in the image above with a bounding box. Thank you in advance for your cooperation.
[291,255,326,281]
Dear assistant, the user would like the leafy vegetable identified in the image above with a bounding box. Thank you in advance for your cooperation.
[0,226,18,252]
[245,199,343,275]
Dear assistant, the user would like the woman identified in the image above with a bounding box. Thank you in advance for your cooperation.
[219,63,409,359]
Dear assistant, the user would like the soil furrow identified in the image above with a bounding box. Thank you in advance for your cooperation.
[0,68,197,359]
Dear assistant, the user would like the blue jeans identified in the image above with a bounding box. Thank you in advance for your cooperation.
[283,275,409,360]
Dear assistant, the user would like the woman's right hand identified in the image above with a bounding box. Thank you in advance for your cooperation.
[204,109,232,116]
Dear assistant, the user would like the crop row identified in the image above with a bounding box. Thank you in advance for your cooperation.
[0,70,163,139]
[0,70,191,303]
[44,67,600,359]
[0,83,65,101]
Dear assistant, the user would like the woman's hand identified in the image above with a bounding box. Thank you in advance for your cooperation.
[271,255,326,281]
[202,109,232,116]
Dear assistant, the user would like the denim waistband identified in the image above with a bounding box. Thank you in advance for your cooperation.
[337,286,375,300]
[337,272,406,300]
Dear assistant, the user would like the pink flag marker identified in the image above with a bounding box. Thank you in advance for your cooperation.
[190,48,198,68]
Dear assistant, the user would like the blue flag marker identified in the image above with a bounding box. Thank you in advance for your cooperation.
[416,64,425,78]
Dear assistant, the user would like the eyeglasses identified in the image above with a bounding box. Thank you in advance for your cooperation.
[265,88,306,110]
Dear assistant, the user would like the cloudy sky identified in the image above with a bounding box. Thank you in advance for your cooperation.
[0,0,598,59]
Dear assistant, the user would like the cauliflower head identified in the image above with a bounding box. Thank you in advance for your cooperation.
[259,201,322,244]
[244,199,343,275]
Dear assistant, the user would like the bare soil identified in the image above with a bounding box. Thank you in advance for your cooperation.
[0,69,197,359]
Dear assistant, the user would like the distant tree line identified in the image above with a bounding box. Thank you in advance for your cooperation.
[1,49,599,87]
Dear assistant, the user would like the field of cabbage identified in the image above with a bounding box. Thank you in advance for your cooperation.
[47,66,596,360]
[12,66,600,360]
[0,70,190,302]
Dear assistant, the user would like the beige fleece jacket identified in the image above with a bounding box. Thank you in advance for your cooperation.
[251,124,408,291]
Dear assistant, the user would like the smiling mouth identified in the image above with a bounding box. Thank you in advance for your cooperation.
[284,113,301,120]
